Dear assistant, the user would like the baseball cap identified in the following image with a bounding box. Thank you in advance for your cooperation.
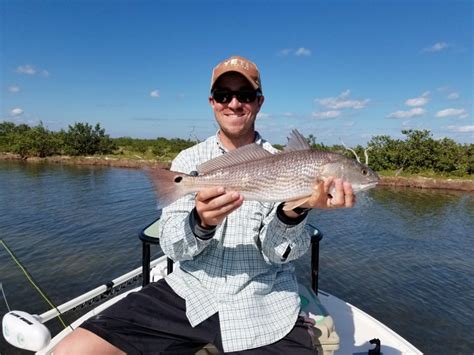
[210,56,262,92]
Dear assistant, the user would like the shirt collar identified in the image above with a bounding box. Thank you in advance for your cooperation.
[215,130,263,153]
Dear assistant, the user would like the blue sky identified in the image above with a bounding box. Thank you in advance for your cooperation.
[1,0,472,146]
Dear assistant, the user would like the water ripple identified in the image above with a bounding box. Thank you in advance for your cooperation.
[1,161,473,354]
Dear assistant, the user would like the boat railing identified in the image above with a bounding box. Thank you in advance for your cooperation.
[38,258,163,324]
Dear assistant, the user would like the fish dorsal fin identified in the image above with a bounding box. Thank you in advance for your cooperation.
[284,129,311,152]
[197,143,273,174]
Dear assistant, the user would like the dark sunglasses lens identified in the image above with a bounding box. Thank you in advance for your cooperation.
[212,91,231,103]
[237,91,257,103]
[213,90,258,103]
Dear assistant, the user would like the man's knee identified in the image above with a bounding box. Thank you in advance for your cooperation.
[53,327,124,355]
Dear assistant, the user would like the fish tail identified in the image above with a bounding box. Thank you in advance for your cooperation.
[146,168,190,208]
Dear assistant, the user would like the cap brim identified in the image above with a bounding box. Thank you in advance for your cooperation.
[211,70,260,91]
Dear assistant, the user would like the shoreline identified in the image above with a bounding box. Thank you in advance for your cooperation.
[0,153,170,169]
[1,153,473,192]
[377,176,473,192]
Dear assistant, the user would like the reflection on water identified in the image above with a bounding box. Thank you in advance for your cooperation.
[1,161,473,354]
[371,187,472,237]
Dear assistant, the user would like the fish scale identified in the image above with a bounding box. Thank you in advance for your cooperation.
[180,150,375,202]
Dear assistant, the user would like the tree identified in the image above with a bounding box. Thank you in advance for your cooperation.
[63,122,116,156]
[28,123,62,157]
[366,135,404,171]
[401,129,437,172]
[0,122,33,153]
[4,122,61,158]
[0,121,17,136]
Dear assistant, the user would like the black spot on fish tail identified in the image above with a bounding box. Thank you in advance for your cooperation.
[145,168,189,209]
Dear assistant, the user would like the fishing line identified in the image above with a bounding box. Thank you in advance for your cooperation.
[0,282,11,312]
[0,239,70,329]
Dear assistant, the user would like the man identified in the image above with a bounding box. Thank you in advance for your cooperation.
[55,56,354,354]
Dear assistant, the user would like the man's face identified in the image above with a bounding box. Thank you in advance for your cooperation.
[209,72,264,144]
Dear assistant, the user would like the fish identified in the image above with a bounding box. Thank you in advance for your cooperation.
[148,130,380,209]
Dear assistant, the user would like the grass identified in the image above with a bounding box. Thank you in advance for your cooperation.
[103,148,178,163]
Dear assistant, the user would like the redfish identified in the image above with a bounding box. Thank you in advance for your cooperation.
[148,130,379,209]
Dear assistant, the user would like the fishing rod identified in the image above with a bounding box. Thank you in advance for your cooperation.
[1,239,162,352]
[0,239,70,329]
[0,282,11,312]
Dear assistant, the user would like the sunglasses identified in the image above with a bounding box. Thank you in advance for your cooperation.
[212,89,261,104]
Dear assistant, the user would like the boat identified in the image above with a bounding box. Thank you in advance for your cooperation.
[2,217,423,354]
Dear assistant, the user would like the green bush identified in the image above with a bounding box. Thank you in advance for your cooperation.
[0,121,471,176]
[2,122,61,158]
[367,129,472,175]
[63,122,116,156]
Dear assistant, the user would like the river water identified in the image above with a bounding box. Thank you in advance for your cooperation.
[0,161,473,354]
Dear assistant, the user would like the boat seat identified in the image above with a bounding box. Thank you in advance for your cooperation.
[140,216,323,290]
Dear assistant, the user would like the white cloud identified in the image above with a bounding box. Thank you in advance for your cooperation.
[405,91,430,107]
[15,64,50,77]
[278,48,293,56]
[295,47,311,56]
[387,107,426,119]
[283,112,295,117]
[150,90,160,98]
[312,110,341,119]
[447,92,460,100]
[446,125,474,133]
[436,108,468,118]
[8,85,20,93]
[423,42,449,53]
[11,108,24,116]
[315,90,370,110]
[278,48,311,57]
[16,65,36,75]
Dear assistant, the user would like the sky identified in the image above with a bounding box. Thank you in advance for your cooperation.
[1,0,472,146]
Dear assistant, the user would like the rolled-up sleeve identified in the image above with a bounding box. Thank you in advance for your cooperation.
[258,204,311,264]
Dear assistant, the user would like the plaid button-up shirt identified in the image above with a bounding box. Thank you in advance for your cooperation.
[159,131,311,352]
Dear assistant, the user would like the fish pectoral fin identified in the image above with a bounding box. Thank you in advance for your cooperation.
[283,197,311,211]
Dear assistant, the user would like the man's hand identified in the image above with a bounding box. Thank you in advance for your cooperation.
[195,187,244,228]
[303,177,355,209]
[284,177,355,218]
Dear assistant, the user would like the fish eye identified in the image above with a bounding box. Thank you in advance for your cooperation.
[362,169,368,176]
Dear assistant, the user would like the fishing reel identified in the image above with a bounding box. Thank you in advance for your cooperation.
[2,310,51,351]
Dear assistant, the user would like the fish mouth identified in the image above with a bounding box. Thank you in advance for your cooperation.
[356,182,379,192]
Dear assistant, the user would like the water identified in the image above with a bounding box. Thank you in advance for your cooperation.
[0,161,473,354]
